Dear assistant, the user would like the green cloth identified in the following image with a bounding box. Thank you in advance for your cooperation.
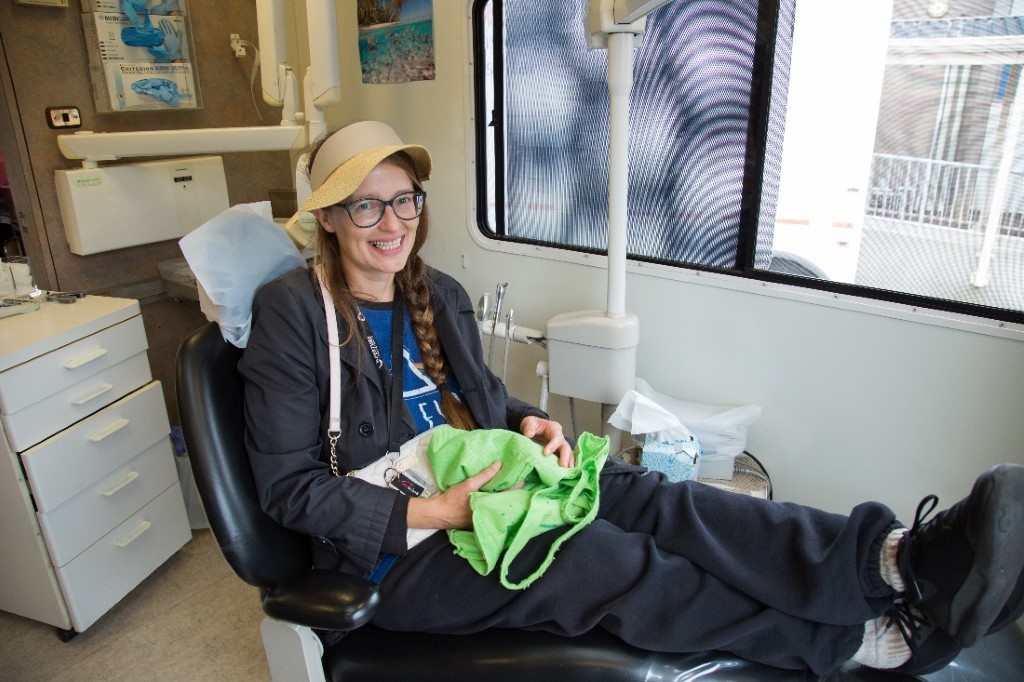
[426,425,610,590]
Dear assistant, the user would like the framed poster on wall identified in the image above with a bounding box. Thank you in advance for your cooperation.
[357,0,435,84]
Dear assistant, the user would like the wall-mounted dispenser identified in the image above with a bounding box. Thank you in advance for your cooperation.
[546,310,639,405]
[55,156,229,255]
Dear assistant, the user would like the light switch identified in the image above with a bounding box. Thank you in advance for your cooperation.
[46,107,82,129]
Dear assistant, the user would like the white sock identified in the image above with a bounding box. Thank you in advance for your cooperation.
[879,528,907,593]
[852,613,912,669]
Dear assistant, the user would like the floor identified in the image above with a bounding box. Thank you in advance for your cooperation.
[0,530,270,681]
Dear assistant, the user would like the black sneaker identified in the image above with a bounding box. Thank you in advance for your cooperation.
[890,566,1024,676]
[986,565,1024,636]
[885,603,962,676]
[897,463,1024,647]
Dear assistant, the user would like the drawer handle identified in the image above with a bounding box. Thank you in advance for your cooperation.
[87,417,130,442]
[71,382,114,406]
[63,347,109,370]
[100,470,140,497]
[114,520,153,548]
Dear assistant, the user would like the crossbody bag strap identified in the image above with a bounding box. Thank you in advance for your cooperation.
[316,267,345,476]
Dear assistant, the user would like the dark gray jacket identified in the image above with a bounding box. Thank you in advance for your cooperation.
[239,266,545,574]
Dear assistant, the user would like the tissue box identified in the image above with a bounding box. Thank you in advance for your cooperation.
[640,434,701,482]
[634,379,761,460]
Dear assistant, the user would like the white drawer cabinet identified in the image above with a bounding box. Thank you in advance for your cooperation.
[0,315,149,415]
[0,297,191,635]
[3,352,153,454]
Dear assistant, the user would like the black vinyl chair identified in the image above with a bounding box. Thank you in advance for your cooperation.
[175,321,1024,681]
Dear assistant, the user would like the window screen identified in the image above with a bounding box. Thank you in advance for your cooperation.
[475,0,1024,324]
[482,0,776,270]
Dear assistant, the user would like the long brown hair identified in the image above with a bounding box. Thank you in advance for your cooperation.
[307,135,477,431]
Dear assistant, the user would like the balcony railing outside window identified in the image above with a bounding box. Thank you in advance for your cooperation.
[866,154,1024,238]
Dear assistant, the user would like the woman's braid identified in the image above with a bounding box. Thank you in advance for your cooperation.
[399,258,477,431]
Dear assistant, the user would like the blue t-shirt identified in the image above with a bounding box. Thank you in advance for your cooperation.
[359,303,454,434]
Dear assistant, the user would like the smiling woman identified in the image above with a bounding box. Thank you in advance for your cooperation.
[301,120,435,309]
[234,120,1024,678]
[293,119,530,432]
[313,161,422,301]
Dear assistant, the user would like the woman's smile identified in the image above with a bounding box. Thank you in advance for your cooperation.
[370,235,404,252]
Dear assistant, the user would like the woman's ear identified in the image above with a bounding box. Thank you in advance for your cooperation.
[313,208,336,234]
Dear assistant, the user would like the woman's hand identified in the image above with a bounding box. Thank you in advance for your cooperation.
[407,461,502,530]
[520,416,574,468]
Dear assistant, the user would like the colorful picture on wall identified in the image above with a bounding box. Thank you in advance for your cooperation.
[357,0,435,84]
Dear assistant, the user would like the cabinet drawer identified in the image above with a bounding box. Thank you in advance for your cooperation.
[20,381,170,512]
[38,440,179,567]
[3,353,153,453]
[55,483,191,633]
[0,316,147,415]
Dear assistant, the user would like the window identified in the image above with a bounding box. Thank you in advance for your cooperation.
[474,0,1024,324]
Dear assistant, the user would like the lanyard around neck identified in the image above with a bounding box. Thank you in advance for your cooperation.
[357,294,405,455]
[318,269,406,476]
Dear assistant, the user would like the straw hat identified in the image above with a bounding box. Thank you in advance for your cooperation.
[300,121,432,212]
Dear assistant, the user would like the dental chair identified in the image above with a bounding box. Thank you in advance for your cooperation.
[175,321,1024,681]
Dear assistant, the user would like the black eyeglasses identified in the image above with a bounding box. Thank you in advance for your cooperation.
[335,191,426,228]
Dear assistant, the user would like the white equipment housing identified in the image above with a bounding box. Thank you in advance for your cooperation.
[55,156,229,255]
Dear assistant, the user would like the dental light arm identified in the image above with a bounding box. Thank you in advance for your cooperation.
[279,66,300,126]
[305,0,342,109]
[256,0,290,106]
[584,0,671,316]
[544,1,679,431]
[255,0,301,127]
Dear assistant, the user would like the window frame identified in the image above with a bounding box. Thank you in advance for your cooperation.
[470,0,1024,329]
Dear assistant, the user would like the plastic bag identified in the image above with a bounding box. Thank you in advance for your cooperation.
[349,428,440,549]
[179,202,305,348]
[635,378,761,458]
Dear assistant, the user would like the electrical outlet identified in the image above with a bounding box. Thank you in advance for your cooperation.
[230,33,246,58]
[46,106,82,129]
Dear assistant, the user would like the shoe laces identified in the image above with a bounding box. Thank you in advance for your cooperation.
[885,599,932,655]
[899,494,940,602]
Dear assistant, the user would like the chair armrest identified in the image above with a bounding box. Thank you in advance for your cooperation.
[262,569,382,631]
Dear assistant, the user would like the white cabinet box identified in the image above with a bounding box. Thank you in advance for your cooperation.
[0,296,190,634]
